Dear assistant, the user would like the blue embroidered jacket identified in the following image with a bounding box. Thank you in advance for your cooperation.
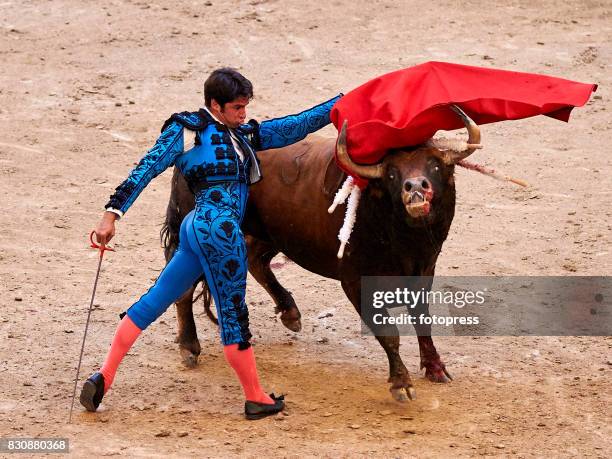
[105,94,342,215]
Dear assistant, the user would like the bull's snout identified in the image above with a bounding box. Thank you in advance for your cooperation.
[402,176,433,218]
[403,176,431,193]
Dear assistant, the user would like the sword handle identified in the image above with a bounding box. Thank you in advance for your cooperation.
[90,231,115,258]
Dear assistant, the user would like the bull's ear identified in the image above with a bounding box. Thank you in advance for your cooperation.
[430,148,456,166]
[446,148,483,165]
[428,143,467,165]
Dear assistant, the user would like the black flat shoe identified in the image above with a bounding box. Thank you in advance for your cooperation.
[80,372,105,412]
[244,393,285,420]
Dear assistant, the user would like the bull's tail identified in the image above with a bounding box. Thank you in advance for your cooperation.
[193,287,217,325]
[160,210,180,262]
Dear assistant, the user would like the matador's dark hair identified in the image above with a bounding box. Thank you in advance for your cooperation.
[204,67,253,108]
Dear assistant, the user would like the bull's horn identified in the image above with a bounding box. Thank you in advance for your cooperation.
[445,105,482,164]
[336,120,384,179]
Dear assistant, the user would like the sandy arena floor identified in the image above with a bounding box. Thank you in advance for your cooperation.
[0,0,610,457]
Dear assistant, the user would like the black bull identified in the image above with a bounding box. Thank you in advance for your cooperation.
[161,117,480,401]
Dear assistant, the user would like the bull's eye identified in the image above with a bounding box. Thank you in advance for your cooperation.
[388,173,395,180]
[434,166,440,172]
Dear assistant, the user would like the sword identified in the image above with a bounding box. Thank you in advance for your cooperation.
[68,231,115,423]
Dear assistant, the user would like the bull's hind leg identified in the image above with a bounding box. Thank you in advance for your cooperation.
[340,277,416,401]
[175,285,200,368]
[246,236,302,332]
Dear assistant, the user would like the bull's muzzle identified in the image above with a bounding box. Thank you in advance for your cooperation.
[402,176,433,218]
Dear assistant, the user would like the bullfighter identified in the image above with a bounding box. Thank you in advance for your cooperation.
[81,67,341,420]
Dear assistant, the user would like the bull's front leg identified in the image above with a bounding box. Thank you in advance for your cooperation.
[341,278,416,401]
[174,285,201,368]
[417,335,452,383]
[376,335,417,401]
[411,299,452,383]
[406,268,453,383]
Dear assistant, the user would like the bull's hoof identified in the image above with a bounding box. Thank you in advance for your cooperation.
[425,366,453,383]
[179,347,200,368]
[389,373,417,402]
[391,386,417,401]
[278,307,302,332]
[281,316,302,332]
[421,355,453,383]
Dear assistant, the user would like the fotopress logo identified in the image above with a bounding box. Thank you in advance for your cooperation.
[360,276,611,336]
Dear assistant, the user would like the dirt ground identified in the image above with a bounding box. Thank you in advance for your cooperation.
[0,0,610,457]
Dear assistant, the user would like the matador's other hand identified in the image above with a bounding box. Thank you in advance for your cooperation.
[94,211,118,245]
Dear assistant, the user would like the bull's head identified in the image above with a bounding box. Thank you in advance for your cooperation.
[336,106,481,224]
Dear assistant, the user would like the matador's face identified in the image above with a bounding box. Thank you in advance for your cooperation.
[211,96,250,129]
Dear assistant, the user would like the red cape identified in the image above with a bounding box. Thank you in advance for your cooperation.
[330,61,596,174]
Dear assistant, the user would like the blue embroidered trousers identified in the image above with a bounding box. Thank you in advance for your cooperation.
[126,182,251,345]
